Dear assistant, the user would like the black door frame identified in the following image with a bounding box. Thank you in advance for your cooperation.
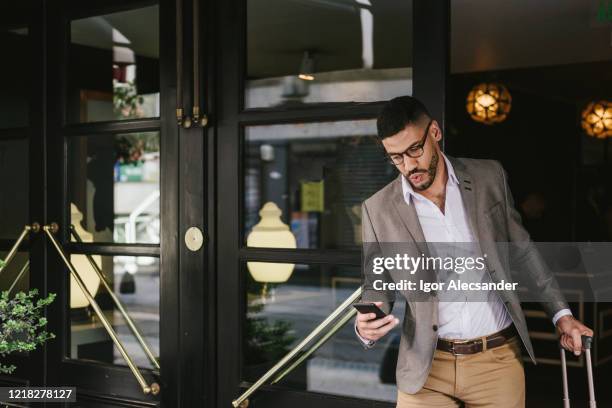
[0,0,203,405]
[41,0,180,406]
[213,1,449,407]
[0,0,46,391]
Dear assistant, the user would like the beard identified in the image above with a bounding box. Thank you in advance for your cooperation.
[407,149,439,191]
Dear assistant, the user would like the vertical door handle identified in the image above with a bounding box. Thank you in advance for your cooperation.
[176,0,187,127]
[192,0,208,127]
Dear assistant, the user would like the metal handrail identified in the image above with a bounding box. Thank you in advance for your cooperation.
[271,307,357,385]
[44,223,160,395]
[70,225,160,370]
[0,224,38,296]
[0,224,38,275]
[231,286,363,408]
[7,260,29,295]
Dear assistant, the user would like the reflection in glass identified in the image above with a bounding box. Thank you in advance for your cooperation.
[0,138,29,239]
[243,262,402,402]
[246,0,412,108]
[247,202,297,285]
[69,255,159,369]
[0,27,29,128]
[244,120,396,249]
[0,252,29,294]
[68,132,160,244]
[69,6,159,123]
[70,204,102,309]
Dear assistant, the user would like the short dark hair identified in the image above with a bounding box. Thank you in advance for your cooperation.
[376,96,431,140]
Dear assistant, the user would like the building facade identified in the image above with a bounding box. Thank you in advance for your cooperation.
[0,0,611,406]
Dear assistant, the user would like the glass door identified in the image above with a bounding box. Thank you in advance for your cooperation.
[43,0,181,405]
[213,1,449,407]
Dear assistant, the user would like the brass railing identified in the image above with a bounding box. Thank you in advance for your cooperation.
[231,286,363,408]
[43,223,159,395]
[0,223,160,396]
[69,225,160,371]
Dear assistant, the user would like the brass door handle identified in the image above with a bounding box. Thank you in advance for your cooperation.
[176,0,208,128]
[176,0,185,127]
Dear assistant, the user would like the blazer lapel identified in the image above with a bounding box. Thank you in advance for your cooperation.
[390,175,429,253]
[448,156,482,242]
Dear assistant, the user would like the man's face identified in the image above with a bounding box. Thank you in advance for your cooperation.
[382,119,441,191]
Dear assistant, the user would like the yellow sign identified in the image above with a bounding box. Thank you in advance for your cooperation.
[301,181,324,212]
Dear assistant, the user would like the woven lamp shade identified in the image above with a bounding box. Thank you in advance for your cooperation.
[581,101,612,139]
[466,82,512,125]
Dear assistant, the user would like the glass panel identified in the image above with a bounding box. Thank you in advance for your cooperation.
[244,120,396,249]
[68,6,159,123]
[69,255,159,369]
[0,138,29,239]
[0,27,29,128]
[68,132,160,244]
[0,252,29,293]
[246,0,412,108]
[243,262,401,402]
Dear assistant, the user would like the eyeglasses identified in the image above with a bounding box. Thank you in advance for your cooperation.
[386,119,433,165]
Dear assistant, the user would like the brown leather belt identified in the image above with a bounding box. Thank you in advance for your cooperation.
[437,325,518,355]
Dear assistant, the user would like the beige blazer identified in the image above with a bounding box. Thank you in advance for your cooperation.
[360,156,568,394]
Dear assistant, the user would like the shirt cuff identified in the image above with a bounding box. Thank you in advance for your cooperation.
[552,308,573,326]
[354,320,375,348]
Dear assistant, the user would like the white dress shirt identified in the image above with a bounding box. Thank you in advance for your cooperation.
[357,154,571,344]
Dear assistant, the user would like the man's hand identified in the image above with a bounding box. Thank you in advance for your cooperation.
[556,315,594,356]
[356,301,399,341]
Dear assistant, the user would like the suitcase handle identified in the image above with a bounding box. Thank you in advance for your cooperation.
[560,335,596,408]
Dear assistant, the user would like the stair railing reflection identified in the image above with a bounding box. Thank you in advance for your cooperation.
[232,286,363,408]
[42,223,160,395]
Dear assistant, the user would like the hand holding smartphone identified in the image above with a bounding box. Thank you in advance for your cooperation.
[353,302,388,319]
[354,301,399,343]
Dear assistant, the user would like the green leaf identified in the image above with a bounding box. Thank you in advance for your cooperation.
[0,289,56,372]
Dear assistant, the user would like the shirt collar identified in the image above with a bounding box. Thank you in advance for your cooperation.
[401,153,459,206]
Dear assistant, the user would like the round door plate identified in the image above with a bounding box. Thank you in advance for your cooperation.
[185,226,204,251]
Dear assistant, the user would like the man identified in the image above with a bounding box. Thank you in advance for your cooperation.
[355,96,593,408]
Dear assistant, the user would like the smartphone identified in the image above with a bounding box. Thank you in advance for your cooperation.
[353,302,388,320]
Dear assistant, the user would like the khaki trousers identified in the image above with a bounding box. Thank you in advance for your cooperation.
[397,337,525,408]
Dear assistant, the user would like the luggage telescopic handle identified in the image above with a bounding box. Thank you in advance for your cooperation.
[560,335,596,408]
[582,336,596,408]
[560,343,570,408]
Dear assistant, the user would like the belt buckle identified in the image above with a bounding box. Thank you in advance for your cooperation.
[450,338,472,356]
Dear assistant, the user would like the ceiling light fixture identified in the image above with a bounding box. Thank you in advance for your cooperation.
[581,100,612,138]
[466,82,512,125]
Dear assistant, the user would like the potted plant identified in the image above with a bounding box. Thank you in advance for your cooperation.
[0,258,55,374]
